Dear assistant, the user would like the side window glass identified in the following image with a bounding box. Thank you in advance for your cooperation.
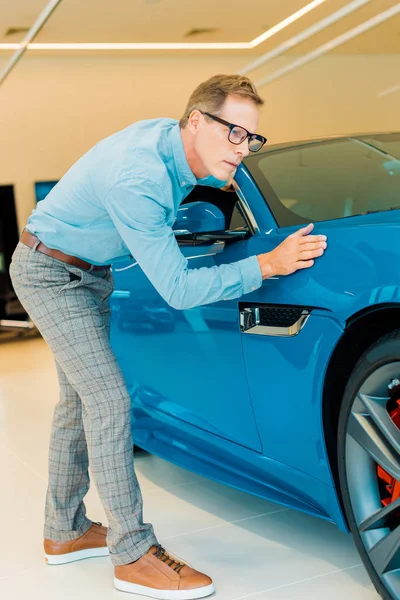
[227,201,249,232]
[245,134,400,226]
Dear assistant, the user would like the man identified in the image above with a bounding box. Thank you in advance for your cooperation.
[9,74,327,599]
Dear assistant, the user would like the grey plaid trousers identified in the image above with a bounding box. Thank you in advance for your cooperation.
[9,241,158,565]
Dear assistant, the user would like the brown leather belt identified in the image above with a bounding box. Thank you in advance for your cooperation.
[20,229,111,271]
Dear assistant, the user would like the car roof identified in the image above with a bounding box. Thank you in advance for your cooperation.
[246,131,400,157]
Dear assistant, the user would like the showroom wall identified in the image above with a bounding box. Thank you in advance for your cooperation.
[0,51,399,230]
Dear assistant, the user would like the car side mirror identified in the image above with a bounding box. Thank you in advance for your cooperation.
[173,201,225,235]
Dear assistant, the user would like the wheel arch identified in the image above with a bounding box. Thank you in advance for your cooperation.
[322,303,400,516]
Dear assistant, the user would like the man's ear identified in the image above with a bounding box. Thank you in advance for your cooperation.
[187,109,202,134]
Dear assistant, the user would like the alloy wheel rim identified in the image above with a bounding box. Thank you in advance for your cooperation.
[345,361,400,598]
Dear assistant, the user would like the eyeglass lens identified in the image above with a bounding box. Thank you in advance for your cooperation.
[228,127,263,152]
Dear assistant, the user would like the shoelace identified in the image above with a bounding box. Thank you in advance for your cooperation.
[153,545,186,574]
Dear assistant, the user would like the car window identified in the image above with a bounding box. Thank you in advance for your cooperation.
[228,201,249,231]
[245,134,400,226]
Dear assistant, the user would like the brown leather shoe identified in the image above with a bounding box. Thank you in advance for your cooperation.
[44,522,109,565]
[114,545,214,599]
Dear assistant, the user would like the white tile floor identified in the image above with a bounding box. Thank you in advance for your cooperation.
[0,336,380,600]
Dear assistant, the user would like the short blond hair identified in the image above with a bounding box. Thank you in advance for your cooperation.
[179,74,264,128]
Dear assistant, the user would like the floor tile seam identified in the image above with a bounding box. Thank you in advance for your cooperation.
[231,563,364,600]
[138,477,207,494]
[6,448,47,483]
[162,508,290,542]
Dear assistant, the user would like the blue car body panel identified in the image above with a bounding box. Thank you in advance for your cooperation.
[109,148,400,536]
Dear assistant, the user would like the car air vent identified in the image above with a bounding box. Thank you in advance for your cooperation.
[239,305,311,337]
[258,307,305,328]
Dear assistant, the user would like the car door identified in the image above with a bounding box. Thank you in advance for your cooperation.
[110,189,262,452]
[235,136,400,483]
[230,160,343,485]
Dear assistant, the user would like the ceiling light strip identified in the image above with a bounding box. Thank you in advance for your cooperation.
[0,0,63,86]
[378,83,400,97]
[250,0,329,47]
[240,0,372,75]
[26,42,251,50]
[0,0,329,51]
[255,3,400,89]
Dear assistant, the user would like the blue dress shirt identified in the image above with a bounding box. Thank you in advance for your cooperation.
[27,118,262,309]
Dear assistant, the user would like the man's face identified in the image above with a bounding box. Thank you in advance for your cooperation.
[191,95,261,181]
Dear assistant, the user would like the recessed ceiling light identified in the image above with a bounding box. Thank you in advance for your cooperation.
[5,27,30,37]
[184,28,220,38]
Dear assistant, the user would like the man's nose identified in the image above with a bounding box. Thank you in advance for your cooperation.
[235,136,251,157]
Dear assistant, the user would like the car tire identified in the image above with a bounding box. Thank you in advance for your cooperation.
[337,330,400,600]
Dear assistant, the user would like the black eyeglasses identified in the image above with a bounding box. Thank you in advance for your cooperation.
[199,110,267,152]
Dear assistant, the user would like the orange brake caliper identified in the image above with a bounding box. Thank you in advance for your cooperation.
[377,399,400,507]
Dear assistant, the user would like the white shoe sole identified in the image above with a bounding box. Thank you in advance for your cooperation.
[113,578,215,599]
[45,546,109,565]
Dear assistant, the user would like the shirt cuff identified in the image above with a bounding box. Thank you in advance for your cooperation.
[237,255,262,295]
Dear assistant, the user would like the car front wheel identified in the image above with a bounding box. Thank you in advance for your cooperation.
[338,331,400,600]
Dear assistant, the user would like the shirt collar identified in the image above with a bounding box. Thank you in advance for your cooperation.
[170,123,197,188]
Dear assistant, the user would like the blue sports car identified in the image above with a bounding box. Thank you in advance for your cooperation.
[110,132,400,600]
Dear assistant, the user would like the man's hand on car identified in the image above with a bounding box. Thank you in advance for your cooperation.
[257,223,327,279]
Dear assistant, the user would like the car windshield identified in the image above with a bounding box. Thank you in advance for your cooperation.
[244,133,400,227]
